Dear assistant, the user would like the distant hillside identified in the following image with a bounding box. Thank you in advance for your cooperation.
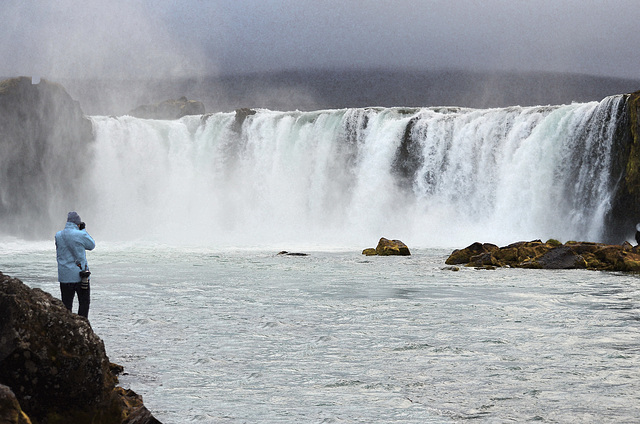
[44,68,640,115]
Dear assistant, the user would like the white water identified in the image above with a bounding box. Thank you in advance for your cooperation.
[81,96,625,249]
[4,242,640,423]
[2,97,636,423]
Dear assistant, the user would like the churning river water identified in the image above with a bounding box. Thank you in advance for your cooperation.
[3,240,640,423]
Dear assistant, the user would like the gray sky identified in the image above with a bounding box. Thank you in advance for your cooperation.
[3,0,640,80]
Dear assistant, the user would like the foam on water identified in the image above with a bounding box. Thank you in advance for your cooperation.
[4,243,640,423]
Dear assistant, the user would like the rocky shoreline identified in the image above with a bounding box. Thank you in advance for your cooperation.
[0,273,161,424]
[445,239,640,271]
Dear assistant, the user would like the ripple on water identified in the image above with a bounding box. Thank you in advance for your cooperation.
[5,245,640,423]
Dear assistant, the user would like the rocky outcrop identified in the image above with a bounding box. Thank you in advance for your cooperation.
[128,96,205,119]
[362,238,411,256]
[446,239,640,271]
[233,108,257,132]
[0,77,93,239]
[0,273,161,424]
[603,90,640,243]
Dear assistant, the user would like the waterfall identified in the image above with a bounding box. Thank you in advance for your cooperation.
[83,96,626,248]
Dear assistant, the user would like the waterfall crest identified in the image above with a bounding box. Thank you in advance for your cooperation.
[84,96,626,248]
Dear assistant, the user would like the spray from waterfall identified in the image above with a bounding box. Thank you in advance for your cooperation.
[81,96,625,248]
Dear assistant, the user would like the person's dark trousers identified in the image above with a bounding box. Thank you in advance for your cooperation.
[60,282,90,318]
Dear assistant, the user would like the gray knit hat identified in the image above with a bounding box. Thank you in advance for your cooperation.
[67,211,82,225]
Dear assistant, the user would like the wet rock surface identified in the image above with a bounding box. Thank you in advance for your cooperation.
[363,238,411,256]
[446,239,640,271]
[0,273,161,424]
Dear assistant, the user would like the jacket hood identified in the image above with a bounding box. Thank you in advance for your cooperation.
[67,211,82,225]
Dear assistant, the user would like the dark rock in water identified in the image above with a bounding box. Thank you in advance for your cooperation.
[445,242,498,265]
[0,77,93,238]
[536,245,587,269]
[362,248,377,256]
[128,96,205,119]
[233,108,257,131]
[392,116,423,187]
[277,251,308,256]
[446,239,640,271]
[0,273,161,424]
[362,238,411,256]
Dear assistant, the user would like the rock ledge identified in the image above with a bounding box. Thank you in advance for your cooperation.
[0,273,161,424]
[446,239,640,271]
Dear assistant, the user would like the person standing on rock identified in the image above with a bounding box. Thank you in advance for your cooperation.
[55,211,95,318]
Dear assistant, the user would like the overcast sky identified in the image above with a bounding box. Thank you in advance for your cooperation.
[3,0,640,80]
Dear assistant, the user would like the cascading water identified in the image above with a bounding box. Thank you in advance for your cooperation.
[83,95,626,248]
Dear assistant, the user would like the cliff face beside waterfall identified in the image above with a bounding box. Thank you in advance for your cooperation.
[607,91,640,242]
[1,76,640,246]
[0,77,93,239]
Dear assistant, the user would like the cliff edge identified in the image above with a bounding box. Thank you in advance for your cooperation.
[0,273,161,424]
[0,77,93,239]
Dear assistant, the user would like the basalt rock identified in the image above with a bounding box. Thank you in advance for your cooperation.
[277,251,308,256]
[602,90,640,243]
[446,239,640,271]
[362,238,411,256]
[0,384,31,424]
[0,77,93,239]
[233,108,257,132]
[128,96,205,120]
[444,242,499,265]
[0,273,161,424]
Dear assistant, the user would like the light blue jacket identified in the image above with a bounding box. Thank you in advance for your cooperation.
[55,222,96,283]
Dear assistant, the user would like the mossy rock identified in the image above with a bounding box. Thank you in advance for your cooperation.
[545,239,563,247]
[518,259,543,269]
[446,239,640,272]
[362,238,411,256]
[516,246,540,262]
[582,253,608,270]
[625,91,640,197]
[493,247,519,263]
[617,254,640,272]
[469,252,500,267]
[445,242,497,265]
[375,238,411,256]
[594,246,624,264]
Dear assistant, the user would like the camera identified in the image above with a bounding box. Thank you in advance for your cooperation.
[80,269,91,283]
[79,222,85,230]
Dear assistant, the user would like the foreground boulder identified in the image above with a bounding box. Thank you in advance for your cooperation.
[128,96,205,119]
[0,273,161,424]
[363,238,411,256]
[446,239,640,271]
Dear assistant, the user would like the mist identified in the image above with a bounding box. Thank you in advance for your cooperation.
[2,0,212,80]
[3,0,640,82]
